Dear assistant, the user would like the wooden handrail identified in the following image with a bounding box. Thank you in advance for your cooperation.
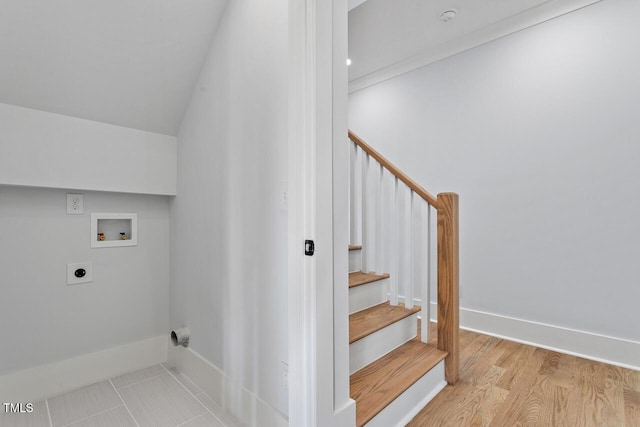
[348,130,440,208]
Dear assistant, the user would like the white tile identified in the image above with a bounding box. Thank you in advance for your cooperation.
[65,406,136,427]
[195,394,238,427]
[112,365,165,389]
[47,382,121,427]
[0,401,50,427]
[178,413,225,427]
[118,374,205,427]
[163,366,203,396]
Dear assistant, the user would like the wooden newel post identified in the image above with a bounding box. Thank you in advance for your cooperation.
[437,192,459,385]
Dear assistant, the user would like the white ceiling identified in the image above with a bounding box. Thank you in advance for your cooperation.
[0,0,228,136]
[348,0,601,89]
[0,0,599,135]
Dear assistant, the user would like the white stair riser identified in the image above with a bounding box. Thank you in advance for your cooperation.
[349,249,362,272]
[350,313,418,375]
[365,361,446,427]
[349,279,389,314]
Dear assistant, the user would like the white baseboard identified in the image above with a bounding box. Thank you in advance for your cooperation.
[332,398,357,427]
[396,378,447,427]
[0,336,168,402]
[427,302,640,372]
[167,344,288,427]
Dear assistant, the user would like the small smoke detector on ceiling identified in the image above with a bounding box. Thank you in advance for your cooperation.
[439,9,457,23]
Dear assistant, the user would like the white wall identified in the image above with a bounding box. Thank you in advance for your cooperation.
[350,0,640,344]
[0,103,177,195]
[170,0,288,419]
[0,186,171,376]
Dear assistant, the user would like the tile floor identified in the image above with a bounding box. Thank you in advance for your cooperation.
[0,364,235,427]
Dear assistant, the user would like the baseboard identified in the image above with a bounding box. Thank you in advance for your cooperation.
[167,344,288,427]
[428,302,640,371]
[0,335,168,402]
[396,376,447,427]
[332,398,357,427]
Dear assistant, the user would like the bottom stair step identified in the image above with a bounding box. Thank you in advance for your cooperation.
[350,340,448,427]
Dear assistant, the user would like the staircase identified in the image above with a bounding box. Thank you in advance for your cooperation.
[347,131,459,426]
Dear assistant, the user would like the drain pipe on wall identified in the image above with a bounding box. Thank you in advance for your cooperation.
[171,328,190,347]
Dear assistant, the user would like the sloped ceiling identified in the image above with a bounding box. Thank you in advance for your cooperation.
[0,0,228,136]
[1,0,601,134]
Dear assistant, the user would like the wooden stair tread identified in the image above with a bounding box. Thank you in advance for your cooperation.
[349,302,420,344]
[350,340,447,427]
[348,271,390,288]
[349,245,362,251]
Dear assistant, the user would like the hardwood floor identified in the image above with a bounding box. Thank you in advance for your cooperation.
[408,323,640,426]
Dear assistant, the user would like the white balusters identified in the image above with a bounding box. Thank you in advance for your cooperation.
[361,152,370,272]
[390,177,399,306]
[367,159,378,271]
[397,185,410,308]
[380,169,389,276]
[374,165,384,275]
[348,143,436,319]
[421,204,431,343]
[430,202,438,320]
[349,141,359,245]
[404,189,414,309]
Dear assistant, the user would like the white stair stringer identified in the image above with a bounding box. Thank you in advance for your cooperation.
[350,312,418,375]
[349,278,389,314]
[364,360,446,427]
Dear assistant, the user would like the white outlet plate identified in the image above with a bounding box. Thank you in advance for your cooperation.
[67,262,93,285]
[66,193,84,215]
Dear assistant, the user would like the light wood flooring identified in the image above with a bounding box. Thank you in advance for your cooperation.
[408,322,640,426]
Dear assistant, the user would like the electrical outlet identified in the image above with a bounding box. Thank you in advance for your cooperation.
[66,193,84,215]
[67,262,93,285]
